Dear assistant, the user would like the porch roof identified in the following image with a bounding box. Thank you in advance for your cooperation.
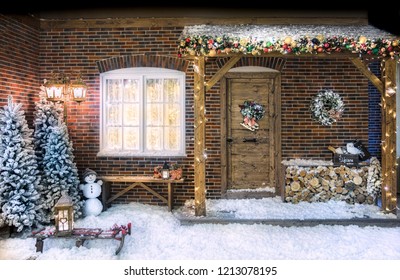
[181,24,397,40]
[178,24,400,58]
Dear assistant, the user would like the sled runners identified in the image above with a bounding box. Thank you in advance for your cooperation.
[30,223,131,255]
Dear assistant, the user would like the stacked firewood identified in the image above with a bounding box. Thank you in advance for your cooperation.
[284,157,381,204]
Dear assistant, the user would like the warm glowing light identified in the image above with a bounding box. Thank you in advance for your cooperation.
[387,87,396,96]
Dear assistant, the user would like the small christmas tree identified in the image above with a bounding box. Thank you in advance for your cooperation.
[41,124,83,221]
[0,96,44,232]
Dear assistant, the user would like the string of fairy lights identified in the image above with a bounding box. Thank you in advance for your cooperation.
[380,56,399,213]
[192,59,209,166]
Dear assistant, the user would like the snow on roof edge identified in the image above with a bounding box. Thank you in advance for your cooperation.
[181,24,397,40]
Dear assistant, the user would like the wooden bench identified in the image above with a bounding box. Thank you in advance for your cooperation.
[101,176,185,211]
[30,223,131,255]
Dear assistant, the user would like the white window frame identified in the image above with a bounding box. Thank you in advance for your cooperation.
[98,67,186,157]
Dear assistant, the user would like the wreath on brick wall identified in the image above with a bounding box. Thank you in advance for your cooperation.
[310,89,345,126]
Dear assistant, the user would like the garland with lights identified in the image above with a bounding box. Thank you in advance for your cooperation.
[178,35,400,58]
[239,101,265,131]
[310,89,345,126]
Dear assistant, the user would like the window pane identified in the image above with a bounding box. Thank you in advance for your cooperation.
[164,127,180,150]
[123,127,139,150]
[146,127,163,151]
[164,78,180,103]
[106,127,122,150]
[147,103,163,126]
[107,104,122,125]
[100,68,185,156]
[146,79,162,102]
[123,104,139,126]
[106,80,122,102]
[165,103,180,126]
[123,79,139,102]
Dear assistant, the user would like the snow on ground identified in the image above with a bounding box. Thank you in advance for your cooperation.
[178,197,396,220]
[0,199,399,260]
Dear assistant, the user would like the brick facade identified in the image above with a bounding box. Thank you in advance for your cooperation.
[0,16,374,208]
[280,58,369,160]
[367,61,382,160]
[0,15,40,125]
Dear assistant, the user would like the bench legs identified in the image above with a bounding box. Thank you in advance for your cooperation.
[102,182,111,211]
[102,180,179,212]
[34,237,126,255]
[35,239,44,253]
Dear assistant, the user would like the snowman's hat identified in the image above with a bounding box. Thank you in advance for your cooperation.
[83,168,97,179]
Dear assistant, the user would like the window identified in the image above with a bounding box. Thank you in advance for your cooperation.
[99,68,185,157]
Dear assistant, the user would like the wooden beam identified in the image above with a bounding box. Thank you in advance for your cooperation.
[381,59,397,214]
[194,57,206,216]
[349,57,384,94]
[205,55,242,91]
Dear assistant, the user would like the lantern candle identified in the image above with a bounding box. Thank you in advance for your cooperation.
[54,193,74,236]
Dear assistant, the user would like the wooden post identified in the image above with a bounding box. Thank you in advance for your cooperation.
[381,59,397,214]
[193,56,207,216]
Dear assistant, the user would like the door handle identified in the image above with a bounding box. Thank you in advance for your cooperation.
[243,138,257,142]
[227,137,233,143]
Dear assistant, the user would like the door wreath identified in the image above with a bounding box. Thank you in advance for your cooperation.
[310,89,345,126]
[239,101,265,131]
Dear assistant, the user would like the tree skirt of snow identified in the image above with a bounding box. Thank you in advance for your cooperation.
[177,197,396,220]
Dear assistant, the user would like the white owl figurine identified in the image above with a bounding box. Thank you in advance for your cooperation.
[346,142,361,155]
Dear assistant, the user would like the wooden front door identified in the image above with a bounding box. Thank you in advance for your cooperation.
[221,71,281,193]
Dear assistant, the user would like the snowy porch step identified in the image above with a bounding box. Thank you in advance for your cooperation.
[175,215,400,227]
[174,195,400,227]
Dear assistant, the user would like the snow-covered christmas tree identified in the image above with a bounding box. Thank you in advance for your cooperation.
[0,96,44,232]
[33,85,63,172]
[41,123,83,221]
[33,86,65,223]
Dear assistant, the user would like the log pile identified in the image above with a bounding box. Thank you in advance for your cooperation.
[284,157,381,204]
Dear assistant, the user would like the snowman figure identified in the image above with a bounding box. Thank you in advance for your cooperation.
[80,168,103,216]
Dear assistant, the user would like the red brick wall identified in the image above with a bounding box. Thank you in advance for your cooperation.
[281,58,369,161]
[0,15,40,125]
[38,25,369,207]
[39,26,196,207]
